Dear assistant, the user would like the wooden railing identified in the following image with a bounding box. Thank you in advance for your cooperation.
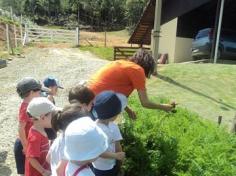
[113,46,150,60]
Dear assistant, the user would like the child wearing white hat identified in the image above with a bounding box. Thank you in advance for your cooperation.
[91,91,127,176]
[64,117,108,176]
[25,97,60,176]
[46,103,88,176]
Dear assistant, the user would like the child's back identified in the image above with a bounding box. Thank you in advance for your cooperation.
[93,121,122,170]
[64,117,108,176]
[48,103,88,176]
[91,91,127,176]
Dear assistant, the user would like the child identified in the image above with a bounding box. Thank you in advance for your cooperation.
[43,76,63,141]
[47,103,88,176]
[64,116,108,176]
[47,84,95,175]
[14,77,48,176]
[92,91,127,176]
[25,97,59,176]
[43,76,63,105]
[68,84,95,112]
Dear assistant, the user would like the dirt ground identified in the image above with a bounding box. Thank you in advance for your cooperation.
[0,48,108,175]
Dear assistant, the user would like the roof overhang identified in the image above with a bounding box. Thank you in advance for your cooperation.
[128,0,211,45]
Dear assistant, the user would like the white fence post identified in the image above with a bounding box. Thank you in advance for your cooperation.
[20,14,23,43]
[23,24,28,46]
[76,27,79,46]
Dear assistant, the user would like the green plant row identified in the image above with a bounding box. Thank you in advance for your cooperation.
[120,96,236,176]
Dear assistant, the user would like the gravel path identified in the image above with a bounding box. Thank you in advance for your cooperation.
[0,48,108,175]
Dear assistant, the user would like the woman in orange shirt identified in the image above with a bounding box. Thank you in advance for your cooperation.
[88,49,175,119]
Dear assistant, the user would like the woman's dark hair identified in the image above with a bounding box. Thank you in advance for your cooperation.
[68,85,95,105]
[51,103,88,132]
[128,49,155,78]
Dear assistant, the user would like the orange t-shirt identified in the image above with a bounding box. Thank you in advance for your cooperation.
[88,60,146,96]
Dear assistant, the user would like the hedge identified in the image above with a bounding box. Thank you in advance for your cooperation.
[120,96,236,176]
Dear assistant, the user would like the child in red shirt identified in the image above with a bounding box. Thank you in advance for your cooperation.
[25,97,59,176]
[14,77,47,175]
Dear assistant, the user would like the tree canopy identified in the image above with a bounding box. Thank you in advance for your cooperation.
[0,0,149,30]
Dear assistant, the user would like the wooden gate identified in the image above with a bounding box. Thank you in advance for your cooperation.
[25,27,79,45]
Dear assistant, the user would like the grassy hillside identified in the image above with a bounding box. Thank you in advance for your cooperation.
[147,63,236,126]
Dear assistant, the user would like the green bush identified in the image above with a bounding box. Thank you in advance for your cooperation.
[120,96,236,176]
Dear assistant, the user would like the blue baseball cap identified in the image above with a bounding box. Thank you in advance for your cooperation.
[43,76,63,89]
[93,91,127,120]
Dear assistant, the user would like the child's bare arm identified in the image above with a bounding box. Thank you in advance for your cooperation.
[115,141,122,152]
[100,151,116,159]
[56,160,67,176]
[46,152,50,163]
[100,151,125,161]
[18,122,27,152]
[28,157,51,176]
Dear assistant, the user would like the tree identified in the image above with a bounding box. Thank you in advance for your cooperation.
[126,0,148,31]
[0,0,149,31]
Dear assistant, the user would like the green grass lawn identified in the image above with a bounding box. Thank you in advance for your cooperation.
[147,63,236,125]
[79,46,113,61]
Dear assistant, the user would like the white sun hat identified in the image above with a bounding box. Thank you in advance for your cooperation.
[27,97,59,119]
[64,116,108,161]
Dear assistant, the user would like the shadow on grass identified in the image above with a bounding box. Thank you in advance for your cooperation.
[156,74,236,111]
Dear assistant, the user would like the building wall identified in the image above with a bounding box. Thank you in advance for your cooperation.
[174,37,193,63]
[159,18,178,63]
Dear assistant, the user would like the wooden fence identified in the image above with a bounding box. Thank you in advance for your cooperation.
[1,23,79,54]
[113,46,150,60]
[1,23,22,54]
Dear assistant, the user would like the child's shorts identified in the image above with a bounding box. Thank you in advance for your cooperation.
[14,138,25,174]
[91,165,119,176]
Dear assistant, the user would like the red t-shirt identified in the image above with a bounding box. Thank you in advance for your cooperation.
[88,60,146,96]
[18,101,33,138]
[25,128,50,176]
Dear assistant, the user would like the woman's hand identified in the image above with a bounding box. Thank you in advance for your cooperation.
[161,104,174,112]
[162,101,177,112]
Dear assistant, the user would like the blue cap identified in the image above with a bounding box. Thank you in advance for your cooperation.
[93,91,127,120]
[43,76,63,89]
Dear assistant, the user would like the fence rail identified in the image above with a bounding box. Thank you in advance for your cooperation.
[114,46,150,60]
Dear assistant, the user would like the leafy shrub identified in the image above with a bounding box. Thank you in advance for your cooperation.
[120,96,236,175]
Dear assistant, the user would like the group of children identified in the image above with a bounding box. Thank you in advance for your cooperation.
[14,76,127,176]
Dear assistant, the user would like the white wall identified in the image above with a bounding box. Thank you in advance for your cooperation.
[174,37,193,63]
[159,18,178,63]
